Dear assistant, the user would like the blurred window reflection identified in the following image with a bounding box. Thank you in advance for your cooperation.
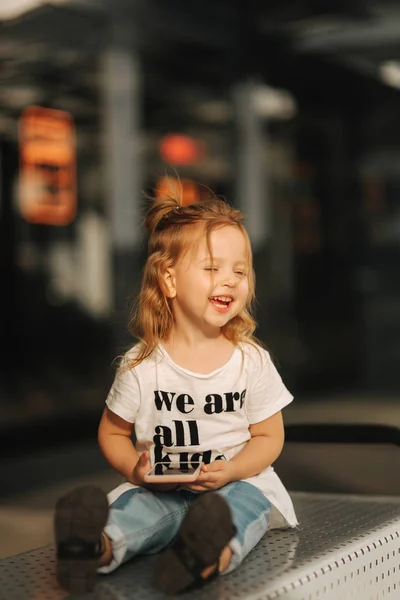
[19,106,76,226]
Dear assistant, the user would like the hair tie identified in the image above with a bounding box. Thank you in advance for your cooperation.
[167,205,181,218]
[155,205,181,231]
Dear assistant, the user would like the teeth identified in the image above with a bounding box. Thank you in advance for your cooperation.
[211,296,232,302]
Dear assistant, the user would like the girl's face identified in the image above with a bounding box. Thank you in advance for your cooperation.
[164,225,250,334]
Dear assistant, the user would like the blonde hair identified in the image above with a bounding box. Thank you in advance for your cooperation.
[125,192,259,368]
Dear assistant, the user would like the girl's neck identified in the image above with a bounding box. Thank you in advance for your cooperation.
[161,334,235,375]
[163,335,231,351]
[165,321,224,349]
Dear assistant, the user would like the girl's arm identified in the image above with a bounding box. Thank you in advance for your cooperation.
[98,407,178,491]
[229,411,285,480]
[98,407,139,481]
[187,411,285,491]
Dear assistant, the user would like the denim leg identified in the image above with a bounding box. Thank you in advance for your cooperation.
[216,481,271,574]
[98,487,191,574]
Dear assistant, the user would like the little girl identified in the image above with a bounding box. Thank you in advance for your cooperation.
[54,194,298,594]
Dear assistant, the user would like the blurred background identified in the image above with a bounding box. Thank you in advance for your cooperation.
[1,0,400,559]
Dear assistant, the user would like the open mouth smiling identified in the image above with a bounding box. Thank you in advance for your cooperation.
[209,295,234,310]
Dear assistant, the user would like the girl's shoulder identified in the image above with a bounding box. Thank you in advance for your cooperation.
[238,340,273,369]
[118,342,159,371]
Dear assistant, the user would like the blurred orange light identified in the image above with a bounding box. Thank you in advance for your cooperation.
[18,105,77,226]
[159,134,203,165]
[155,176,199,206]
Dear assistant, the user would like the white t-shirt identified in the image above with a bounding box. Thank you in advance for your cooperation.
[106,342,298,529]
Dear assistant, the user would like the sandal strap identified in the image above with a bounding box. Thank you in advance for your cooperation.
[171,536,208,578]
[57,535,103,560]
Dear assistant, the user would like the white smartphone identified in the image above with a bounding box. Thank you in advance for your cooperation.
[144,462,202,483]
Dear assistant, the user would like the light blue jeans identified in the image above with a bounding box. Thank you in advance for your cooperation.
[98,481,271,575]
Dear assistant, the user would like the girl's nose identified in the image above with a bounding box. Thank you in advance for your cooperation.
[222,273,237,287]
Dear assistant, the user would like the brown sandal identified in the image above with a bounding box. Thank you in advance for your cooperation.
[154,492,236,594]
[54,485,109,593]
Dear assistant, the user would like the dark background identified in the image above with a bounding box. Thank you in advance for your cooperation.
[1,0,400,557]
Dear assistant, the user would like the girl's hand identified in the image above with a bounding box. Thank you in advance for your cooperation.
[186,460,236,492]
[131,452,179,492]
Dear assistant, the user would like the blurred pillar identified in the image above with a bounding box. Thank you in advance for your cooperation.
[0,140,18,391]
[233,80,269,251]
[102,25,143,354]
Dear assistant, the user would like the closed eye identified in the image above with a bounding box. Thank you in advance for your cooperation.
[235,270,246,276]
[204,267,218,272]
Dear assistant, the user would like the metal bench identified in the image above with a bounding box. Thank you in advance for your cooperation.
[1,491,399,600]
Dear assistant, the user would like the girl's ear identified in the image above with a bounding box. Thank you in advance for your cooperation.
[162,268,176,298]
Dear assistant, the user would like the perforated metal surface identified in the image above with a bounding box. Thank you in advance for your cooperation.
[0,492,399,600]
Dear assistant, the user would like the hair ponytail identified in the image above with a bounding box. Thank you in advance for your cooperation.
[145,197,182,236]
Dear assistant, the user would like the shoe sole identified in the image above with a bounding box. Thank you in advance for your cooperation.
[54,484,109,594]
[154,492,236,594]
